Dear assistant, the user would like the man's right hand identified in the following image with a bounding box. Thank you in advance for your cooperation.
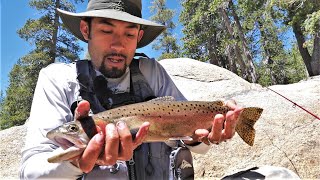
[72,100,150,173]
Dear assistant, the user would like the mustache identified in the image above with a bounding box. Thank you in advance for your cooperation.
[106,53,127,59]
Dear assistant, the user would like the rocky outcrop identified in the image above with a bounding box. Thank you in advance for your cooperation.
[160,58,320,179]
[1,58,319,179]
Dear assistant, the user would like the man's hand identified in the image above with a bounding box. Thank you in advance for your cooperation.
[183,100,243,146]
[72,100,150,173]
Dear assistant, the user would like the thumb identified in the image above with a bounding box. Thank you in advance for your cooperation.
[75,100,91,120]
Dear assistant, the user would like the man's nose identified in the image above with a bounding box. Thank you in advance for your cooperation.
[110,34,125,52]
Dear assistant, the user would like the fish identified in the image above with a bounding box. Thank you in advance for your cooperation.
[46,96,263,163]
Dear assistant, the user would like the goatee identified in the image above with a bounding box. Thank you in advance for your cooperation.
[100,65,127,78]
[99,53,128,78]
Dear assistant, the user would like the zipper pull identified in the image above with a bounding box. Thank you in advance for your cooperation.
[128,157,135,166]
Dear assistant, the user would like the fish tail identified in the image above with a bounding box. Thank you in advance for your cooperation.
[235,107,263,146]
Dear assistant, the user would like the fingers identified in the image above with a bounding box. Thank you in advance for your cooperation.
[222,99,243,139]
[207,114,224,144]
[133,122,150,149]
[103,123,120,165]
[78,131,105,173]
[223,111,235,139]
[117,121,133,161]
[225,99,237,110]
[96,121,149,166]
[74,100,90,120]
[206,100,243,145]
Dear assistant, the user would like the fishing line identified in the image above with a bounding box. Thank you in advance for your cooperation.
[262,129,301,178]
[267,87,320,120]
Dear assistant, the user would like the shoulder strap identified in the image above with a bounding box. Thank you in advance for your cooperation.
[76,60,106,113]
[130,58,156,102]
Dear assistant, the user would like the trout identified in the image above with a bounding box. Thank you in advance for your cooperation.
[46,96,263,163]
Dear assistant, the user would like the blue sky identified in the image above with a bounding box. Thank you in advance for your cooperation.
[0,0,182,94]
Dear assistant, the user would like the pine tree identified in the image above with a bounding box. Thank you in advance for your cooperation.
[0,0,84,129]
[180,0,309,84]
[273,0,320,76]
[180,0,258,82]
[150,0,180,60]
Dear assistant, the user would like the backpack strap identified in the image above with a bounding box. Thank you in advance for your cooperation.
[130,58,156,102]
[75,60,106,114]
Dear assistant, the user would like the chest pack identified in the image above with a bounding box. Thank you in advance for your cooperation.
[74,57,194,180]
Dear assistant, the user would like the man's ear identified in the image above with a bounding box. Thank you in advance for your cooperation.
[138,29,144,43]
[80,20,90,40]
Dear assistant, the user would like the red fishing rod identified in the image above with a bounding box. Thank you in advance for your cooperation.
[267,87,320,120]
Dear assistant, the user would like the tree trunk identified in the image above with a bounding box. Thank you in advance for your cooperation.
[208,35,219,66]
[311,30,320,75]
[256,18,278,84]
[226,45,239,74]
[50,0,60,64]
[292,22,313,76]
[229,0,257,82]
[219,7,248,80]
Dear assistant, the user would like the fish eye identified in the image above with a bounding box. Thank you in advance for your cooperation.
[68,124,79,132]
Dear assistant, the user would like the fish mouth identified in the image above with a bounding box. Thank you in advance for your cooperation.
[53,137,79,150]
[48,133,88,150]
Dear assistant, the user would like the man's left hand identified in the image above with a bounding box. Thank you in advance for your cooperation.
[183,100,243,146]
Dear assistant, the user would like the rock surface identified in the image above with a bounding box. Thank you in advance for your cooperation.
[1,58,319,179]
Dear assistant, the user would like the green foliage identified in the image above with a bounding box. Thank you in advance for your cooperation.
[0,0,84,129]
[257,45,307,86]
[150,0,180,59]
[273,0,320,76]
[303,10,320,34]
[180,0,318,81]
[180,0,221,62]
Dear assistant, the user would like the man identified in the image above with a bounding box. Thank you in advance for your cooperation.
[20,0,299,179]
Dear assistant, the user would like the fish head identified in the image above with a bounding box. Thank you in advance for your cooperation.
[46,121,89,150]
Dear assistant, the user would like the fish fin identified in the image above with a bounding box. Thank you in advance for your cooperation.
[148,96,176,102]
[47,146,84,163]
[169,136,193,141]
[236,107,263,146]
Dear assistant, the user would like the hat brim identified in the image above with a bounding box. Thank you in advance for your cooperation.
[57,9,165,48]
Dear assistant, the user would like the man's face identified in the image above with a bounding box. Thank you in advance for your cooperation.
[80,18,144,78]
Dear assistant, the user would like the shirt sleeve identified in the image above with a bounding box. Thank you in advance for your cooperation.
[20,63,84,179]
[139,58,211,154]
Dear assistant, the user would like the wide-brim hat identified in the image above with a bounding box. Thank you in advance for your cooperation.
[57,0,166,48]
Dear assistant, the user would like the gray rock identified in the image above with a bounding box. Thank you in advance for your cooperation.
[160,58,320,179]
[1,58,319,179]
[0,124,26,179]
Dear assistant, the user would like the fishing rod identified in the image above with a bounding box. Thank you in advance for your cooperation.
[267,87,320,120]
